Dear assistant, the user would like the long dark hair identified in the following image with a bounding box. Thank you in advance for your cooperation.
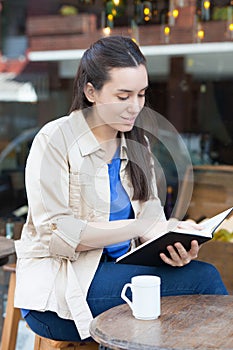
[69,35,154,201]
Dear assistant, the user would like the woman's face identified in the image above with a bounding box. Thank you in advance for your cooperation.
[85,64,148,135]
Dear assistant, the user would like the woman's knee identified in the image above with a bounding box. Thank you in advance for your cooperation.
[193,260,228,295]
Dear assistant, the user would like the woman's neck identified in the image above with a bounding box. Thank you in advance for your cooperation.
[85,113,120,162]
[100,137,120,163]
[85,111,118,142]
[91,124,118,144]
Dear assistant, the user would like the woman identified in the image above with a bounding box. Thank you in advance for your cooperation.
[14,35,228,341]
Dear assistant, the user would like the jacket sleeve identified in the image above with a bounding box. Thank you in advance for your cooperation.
[25,125,87,259]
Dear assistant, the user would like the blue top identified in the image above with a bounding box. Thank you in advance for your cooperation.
[103,151,134,258]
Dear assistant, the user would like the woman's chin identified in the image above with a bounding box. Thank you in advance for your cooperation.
[115,123,134,133]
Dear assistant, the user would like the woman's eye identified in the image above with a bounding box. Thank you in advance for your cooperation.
[118,96,129,101]
[138,94,146,98]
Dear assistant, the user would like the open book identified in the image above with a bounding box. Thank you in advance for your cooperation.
[116,207,233,267]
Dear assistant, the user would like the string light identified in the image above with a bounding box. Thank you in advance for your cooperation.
[163,25,170,44]
[228,22,233,39]
[172,9,179,19]
[164,26,170,35]
[102,27,111,36]
[169,7,179,26]
[107,13,114,28]
[144,7,150,16]
[197,29,205,40]
[113,0,120,5]
[143,6,151,21]
[203,1,210,10]
[143,1,152,22]
[202,0,210,21]
[107,13,114,21]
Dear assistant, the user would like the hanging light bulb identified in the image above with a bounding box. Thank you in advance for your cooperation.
[169,2,178,26]
[172,9,179,19]
[197,29,204,41]
[107,13,114,28]
[143,1,152,22]
[144,7,150,16]
[228,22,233,38]
[203,1,210,10]
[107,13,114,21]
[163,25,170,44]
[113,0,120,5]
[144,8,150,21]
[164,26,170,35]
[202,0,210,21]
[102,27,111,36]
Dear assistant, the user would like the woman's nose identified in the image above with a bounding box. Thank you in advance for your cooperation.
[127,97,142,114]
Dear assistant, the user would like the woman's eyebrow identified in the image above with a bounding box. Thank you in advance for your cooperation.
[117,86,148,93]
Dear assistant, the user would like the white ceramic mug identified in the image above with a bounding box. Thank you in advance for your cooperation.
[121,275,161,320]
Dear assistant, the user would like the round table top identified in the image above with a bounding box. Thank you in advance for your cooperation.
[0,236,15,260]
[90,295,233,350]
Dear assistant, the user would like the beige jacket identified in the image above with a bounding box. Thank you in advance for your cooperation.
[14,110,166,339]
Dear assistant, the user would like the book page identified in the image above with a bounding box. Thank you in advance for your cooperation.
[174,207,233,236]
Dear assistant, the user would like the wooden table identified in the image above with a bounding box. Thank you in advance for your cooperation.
[90,295,233,350]
[0,236,15,265]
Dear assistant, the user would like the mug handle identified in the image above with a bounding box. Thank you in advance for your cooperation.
[121,283,133,310]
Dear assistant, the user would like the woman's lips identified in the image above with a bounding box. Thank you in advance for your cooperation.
[121,116,136,124]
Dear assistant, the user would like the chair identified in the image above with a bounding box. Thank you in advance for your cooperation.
[33,335,99,350]
[0,264,99,350]
[0,264,21,350]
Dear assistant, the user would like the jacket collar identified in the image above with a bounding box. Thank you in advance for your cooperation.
[68,110,128,160]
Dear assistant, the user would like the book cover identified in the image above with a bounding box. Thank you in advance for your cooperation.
[116,207,233,267]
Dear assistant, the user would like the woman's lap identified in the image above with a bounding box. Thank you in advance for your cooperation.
[25,260,228,341]
[87,260,228,315]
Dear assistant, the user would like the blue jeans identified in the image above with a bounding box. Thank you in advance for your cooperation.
[24,260,228,341]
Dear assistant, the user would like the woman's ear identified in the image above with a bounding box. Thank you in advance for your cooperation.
[84,82,96,103]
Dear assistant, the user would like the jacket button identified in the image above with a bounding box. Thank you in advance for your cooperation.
[51,223,57,230]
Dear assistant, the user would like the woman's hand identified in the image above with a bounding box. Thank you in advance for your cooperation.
[176,220,203,231]
[159,220,202,267]
[160,240,199,267]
